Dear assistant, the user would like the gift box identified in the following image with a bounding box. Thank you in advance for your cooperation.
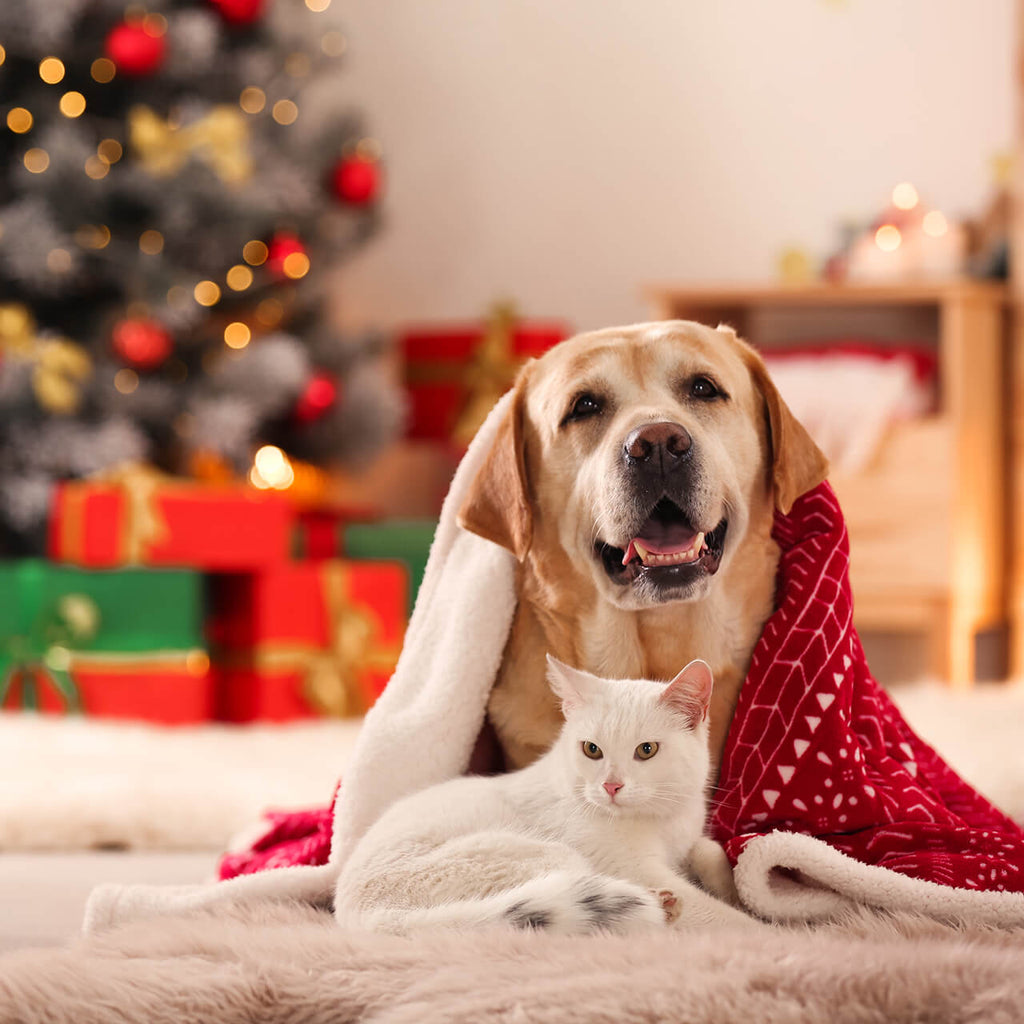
[210,559,407,722]
[48,467,292,570]
[342,520,436,615]
[401,305,567,445]
[0,560,213,724]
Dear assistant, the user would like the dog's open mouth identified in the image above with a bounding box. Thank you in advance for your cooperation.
[595,498,727,590]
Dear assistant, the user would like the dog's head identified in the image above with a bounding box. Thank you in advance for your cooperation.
[458,321,828,611]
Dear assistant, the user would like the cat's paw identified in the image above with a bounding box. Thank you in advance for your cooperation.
[653,888,680,923]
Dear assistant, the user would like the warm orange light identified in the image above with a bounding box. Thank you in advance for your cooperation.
[194,280,221,306]
[922,210,949,238]
[24,148,50,173]
[875,224,902,252]
[243,240,268,265]
[282,252,310,279]
[7,108,33,133]
[226,264,254,290]
[39,57,65,84]
[59,91,86,118]
[891,182,919,210]
[250,445,295,489]
[272,100,298,126]
[224,322,251,349]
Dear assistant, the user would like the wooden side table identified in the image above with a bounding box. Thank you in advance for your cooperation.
[646,281,1009,686]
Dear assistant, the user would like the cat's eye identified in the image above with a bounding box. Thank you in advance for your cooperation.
[634,741,659,761]
[581,741,603,760]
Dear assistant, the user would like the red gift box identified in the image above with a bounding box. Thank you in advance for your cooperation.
[401,307,568,445]
[48,468,292,570]
[210,560,407,722]
[1,653,214,725]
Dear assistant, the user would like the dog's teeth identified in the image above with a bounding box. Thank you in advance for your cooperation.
[632,541,648,564]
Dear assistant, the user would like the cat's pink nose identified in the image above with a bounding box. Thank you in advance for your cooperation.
[603,780,623,799]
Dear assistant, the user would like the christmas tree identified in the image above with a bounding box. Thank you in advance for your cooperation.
[0,0,400,552]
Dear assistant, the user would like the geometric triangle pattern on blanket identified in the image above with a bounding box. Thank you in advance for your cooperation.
[710,482,1024,893]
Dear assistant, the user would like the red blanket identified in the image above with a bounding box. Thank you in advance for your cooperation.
[221,483,1024,897]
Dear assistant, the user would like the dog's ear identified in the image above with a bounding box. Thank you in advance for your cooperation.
[456,368,533,559]
[719,324,829,515]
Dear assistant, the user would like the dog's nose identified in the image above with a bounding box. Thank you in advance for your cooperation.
[623,421,692,468]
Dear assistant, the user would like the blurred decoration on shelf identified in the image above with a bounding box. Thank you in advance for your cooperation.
[963,150,1012,280]
[776,246,814,286]
[0,0,404,554]
[823,183,968,284]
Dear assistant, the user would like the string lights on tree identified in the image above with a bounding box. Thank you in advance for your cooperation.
[0,1,400,552]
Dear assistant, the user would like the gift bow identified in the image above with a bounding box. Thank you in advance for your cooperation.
[57,463,172,566]
[238,563,402,718]
[451,301,521,447]
[129,104,252,184]
[97,463,171,565]
[302,563,400,717]
[0,591,100,712]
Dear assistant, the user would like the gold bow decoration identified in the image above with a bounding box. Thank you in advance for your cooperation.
[96,463,172,564]
[0,303,92,415]
[302,563,400,718]
[57,462,172,566]
[451,301,521,448]
[233,563,402,718]
[129,104,252,184]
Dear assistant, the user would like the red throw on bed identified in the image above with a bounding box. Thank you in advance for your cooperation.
[220,482,1024,895]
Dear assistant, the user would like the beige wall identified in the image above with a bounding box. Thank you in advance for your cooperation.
[333,0,1013,333]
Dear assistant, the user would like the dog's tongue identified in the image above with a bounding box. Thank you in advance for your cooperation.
[622,522,703,566]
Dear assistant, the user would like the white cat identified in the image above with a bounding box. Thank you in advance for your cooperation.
[334,656,752,935]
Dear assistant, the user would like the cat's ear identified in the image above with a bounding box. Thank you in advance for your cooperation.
[658,659,714,728]
[546,654,597,714]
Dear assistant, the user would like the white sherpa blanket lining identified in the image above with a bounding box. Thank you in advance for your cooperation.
[84,390,1024,932]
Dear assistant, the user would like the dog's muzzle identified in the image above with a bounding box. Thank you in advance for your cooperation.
[592,420,728,598]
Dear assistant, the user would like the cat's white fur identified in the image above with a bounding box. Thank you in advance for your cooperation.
[335,656,754,934]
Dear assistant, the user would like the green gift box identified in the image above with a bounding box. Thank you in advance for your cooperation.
[342,520,436,615]
[0,560,212,723]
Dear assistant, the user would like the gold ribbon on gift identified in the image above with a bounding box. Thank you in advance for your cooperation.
[129,104,252,184]
[59,462,172,566]
[450,301,521,447]
[227,563,402,718]
[0,303,93,414]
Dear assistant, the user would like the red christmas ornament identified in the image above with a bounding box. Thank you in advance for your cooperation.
[331,154,382,206]
[207,0,267,26]
[104,21,167,77]
[111,318,173,370]
[266,232,308,280]
[293,371,339,423]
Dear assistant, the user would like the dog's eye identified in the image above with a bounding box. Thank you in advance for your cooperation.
[562,392,603,425]
[582,741,603,760]
[690,376,721,400]
[634,741,659,761]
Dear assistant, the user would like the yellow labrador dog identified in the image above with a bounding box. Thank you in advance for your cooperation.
[458,320,828,776]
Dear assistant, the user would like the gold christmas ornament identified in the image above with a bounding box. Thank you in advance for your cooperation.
[33,339,93,414]
[129,104,252,184]
[0,304,93,414]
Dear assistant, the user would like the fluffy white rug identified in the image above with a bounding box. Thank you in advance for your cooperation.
[1,902,1022,1023]
[1,681,1021,852]
[0,714,361,851]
